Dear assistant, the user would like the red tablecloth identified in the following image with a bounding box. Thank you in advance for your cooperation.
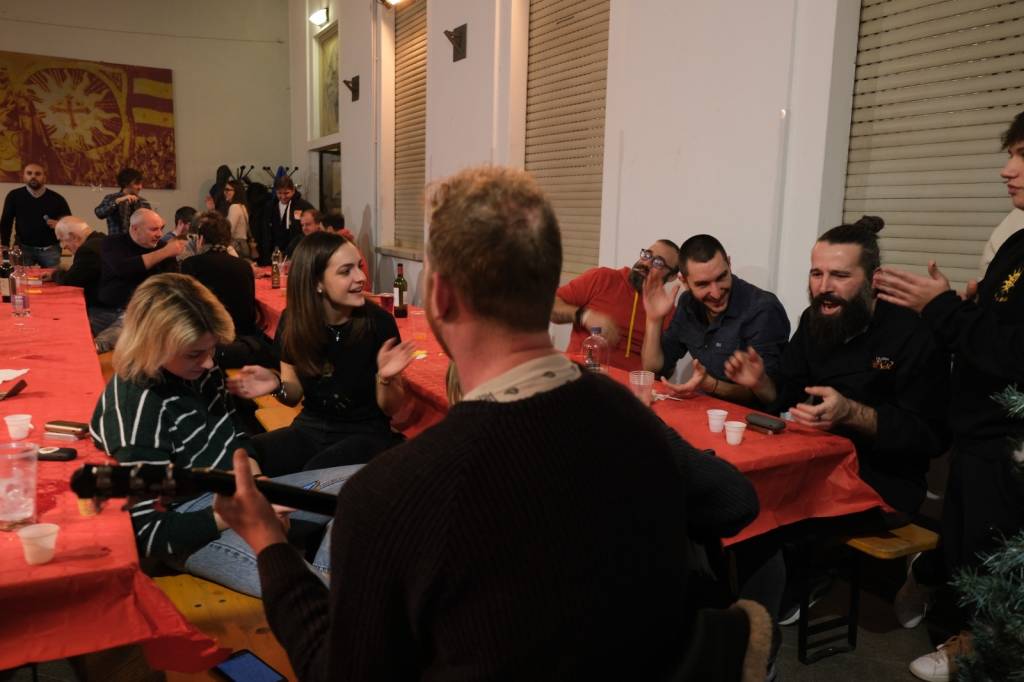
[0,285,226,671]
[252,285,885,544]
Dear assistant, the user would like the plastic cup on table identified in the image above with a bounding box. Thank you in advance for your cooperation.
[17,523,59,565]
[377,292,394,315]
[4,414,33,440]
[628,370,655,406]
[724,420,747,445]
[0,441,37,531]
[706,409,728,433]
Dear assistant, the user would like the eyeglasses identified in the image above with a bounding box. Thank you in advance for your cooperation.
[639,249,676,272]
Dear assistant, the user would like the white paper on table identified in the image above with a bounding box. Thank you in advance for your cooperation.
[0,369,28,382]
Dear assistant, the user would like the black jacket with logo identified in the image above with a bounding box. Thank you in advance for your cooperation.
[774,300,951,513]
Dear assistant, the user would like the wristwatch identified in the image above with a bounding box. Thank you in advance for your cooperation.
[574,306,587,329]
[271,374,288,401]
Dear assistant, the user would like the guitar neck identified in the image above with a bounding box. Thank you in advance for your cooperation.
[192,468,339,516]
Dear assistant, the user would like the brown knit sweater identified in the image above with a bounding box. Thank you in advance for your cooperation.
[257,373,693,681]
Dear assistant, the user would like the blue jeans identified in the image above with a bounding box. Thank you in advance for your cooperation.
[179,465,363,596]
[20,244,61,267]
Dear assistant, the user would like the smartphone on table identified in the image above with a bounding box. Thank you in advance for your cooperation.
[212,650,287,682]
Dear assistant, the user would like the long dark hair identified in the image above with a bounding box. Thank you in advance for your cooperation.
[281,231,367,376]
[225,180,247,208]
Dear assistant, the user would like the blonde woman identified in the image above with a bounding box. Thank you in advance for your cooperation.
[90,273,357,595]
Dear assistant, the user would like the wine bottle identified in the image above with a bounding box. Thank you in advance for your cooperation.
[0,249,12,304]
[393,263,408,318]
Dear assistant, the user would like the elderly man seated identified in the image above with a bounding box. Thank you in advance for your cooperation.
[46,217,111,335]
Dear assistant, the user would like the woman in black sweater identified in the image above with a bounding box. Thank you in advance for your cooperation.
[228,231,416,475]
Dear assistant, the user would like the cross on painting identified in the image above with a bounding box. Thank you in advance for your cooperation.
[0,50,176,188]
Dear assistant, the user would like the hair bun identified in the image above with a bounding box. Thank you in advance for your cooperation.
[855,215,884,234]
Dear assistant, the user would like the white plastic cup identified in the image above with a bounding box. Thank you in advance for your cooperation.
[724,420,747,445]
[629,370,655,406]
[3,414,33,440]
[17,523,59,565]
[707,409,728,433]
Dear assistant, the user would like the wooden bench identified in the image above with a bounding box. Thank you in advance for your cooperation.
[156,574,296,681]
[797,523,939,663]
[255,405,300,432]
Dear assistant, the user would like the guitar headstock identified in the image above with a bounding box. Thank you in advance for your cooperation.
[70,462,189,510]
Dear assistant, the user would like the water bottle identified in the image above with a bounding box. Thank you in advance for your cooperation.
[581,327,609,373]
[11,271,30,317]
[10,245,24,275]
[271,247,282,289]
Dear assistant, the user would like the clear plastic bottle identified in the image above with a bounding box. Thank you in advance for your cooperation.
[11,271,30,317]
[581,327,609,373]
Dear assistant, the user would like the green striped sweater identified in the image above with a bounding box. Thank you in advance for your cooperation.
[90,367,250,560]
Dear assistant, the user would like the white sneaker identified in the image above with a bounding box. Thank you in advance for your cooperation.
[909,633,972,682]
[894,553,931,628]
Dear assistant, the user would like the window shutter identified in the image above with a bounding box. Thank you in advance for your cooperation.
[525,0,611,277]
[844,0,1024,288]
[395,0,427,249]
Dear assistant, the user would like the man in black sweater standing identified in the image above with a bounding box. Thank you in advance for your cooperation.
[216,166,698,681]
[0,163,70,266]
[264,176,313,262]
[875,110,1024,681]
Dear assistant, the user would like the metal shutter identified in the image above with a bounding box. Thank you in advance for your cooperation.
[844,0,1024,288]
[395,0,427,249]
[525,0,611,277]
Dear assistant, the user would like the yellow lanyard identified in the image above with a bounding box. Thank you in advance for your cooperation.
[624,291,639,358]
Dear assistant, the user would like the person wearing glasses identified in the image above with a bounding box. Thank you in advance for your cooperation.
[551,240,680,371]
[642,234,789,404]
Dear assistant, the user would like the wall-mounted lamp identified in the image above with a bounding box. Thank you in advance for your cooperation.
[378,0,402,8]
[342,75,360,102]
[309,7,329,26]
[444,24,467,62]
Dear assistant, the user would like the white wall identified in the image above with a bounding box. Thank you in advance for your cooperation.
[0,0,292,232]
[600,0,860,325]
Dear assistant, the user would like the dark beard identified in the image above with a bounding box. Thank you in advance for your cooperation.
[807,285,873,350]
[628,267,647,292]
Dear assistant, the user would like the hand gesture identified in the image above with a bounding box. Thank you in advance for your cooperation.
[960,279,978,302]
[226,365,280,398]
[377,337,417,380]
[661,358,707,398]
[580,309,620,347]
[642,270,679,321]
[163,238,187,258]
[873,261,951,313]
[724,346,765,389]
[213,450,288,555]
[788,386,850,430]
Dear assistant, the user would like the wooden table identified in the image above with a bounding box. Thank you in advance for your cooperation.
[0,284,225,672]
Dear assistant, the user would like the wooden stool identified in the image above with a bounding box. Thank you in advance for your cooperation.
[255,405,300,432]
[797,523,939,663]
[156,574,296,681]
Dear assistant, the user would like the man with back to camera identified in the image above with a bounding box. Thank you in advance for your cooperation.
[93,208,185,351]
[1,162,70,266]
[214,166,706,681]
[874,110,1024,682]
[642,235,790,405]
[551,239,680,371]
